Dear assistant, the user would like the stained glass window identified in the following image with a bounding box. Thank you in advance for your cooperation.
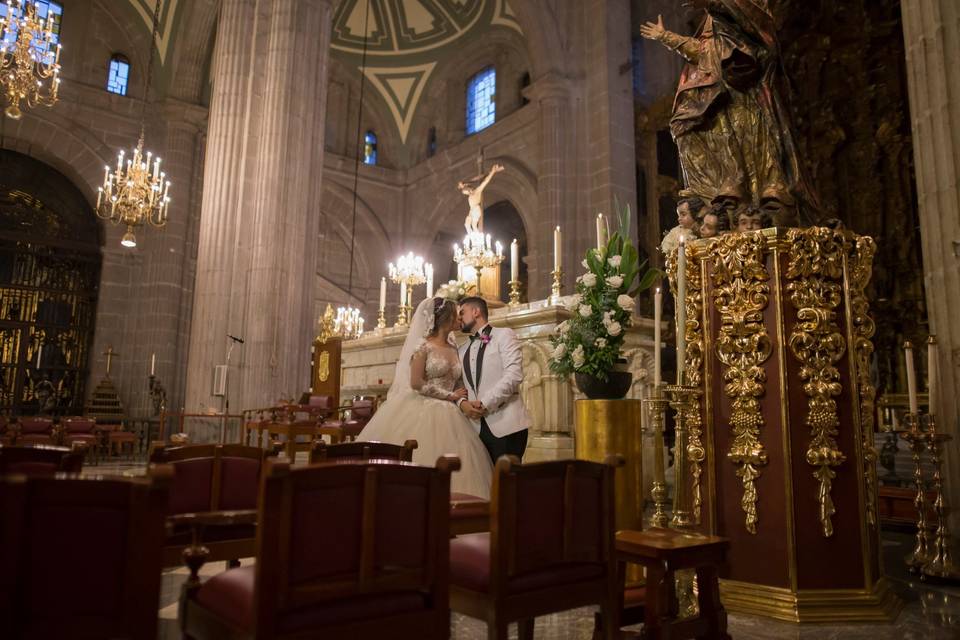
[363,130,377,165]
[107,55,130,96]
[0,1,63,61]
[466,67,496,135]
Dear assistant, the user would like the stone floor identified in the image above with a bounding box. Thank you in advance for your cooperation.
[89,460,960,638]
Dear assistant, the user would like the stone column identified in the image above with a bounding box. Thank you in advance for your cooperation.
[524,73,574,299]
[239,0,332,408]
[185,0,260,415]
[900,0,960,524]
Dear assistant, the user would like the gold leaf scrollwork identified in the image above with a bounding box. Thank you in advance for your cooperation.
[849,236,878,526]
[684,244,706,524]
[785,228,847,538]
[712,233,772,535]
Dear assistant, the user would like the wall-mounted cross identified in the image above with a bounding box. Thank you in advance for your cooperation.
[103,345,120,377]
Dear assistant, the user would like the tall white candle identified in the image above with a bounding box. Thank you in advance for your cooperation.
[379,277,386,311]
[36,345,42,369]
[654,286,662,387]
[426,264,434,298]
[904,341,918,414]
[553,226,561,271]
[676,237,687,384]
[400,282,407,308]
[510,239,519,281]
[927,336,938,414]
[596,213,605,250]
[150,353,156,376]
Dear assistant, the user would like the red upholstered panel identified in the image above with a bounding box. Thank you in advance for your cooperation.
[514,476,564,573]
[19,419,52,434]
[278,592,427,633]
[169,458,214,514]
[7,462,58,475]
[449,533,604,593]
[289,485,363,583]
[375,482,427,569]
[63,419,96,434]
[350,400,374,419]
[25,488,130,619]
[218,457,261,510]
[195,566,255,631]
[308,395,332,409]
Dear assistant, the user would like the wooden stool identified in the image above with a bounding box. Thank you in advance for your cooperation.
[615,528,730,640]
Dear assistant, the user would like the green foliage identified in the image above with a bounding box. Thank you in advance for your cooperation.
[549,200,662,381]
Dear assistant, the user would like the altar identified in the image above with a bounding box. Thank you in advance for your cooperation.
[339,297,661,483]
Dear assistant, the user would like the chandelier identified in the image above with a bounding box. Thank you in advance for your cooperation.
[334,306,364,340]
[454,231,503,287]
[389,253,432,326]
[0,0,61,119]
[95,0,169,248]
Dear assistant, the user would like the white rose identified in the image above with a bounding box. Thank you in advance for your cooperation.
[552,343,567,360]
[602,310,613,325]
[557,320,570,334]
[579,304,593,318]
[607,255,622,268]
[595,337,608,349]
[605,275,624,289]
[581,272,597,287]
[572,345,586,368]
[617,294,635,311]
[606,321,623,337]
[581,258,589,269]
[565,294,581,311]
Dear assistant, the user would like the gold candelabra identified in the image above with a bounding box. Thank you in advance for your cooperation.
[899,412,931,573]
[0,0,61,120]
[454,232,504,299]
[665,384,701,529]
[550,268,563,305]
[643,385,671,528]
[508,279,521,307]
[389,253,430,328]
[921,414,958,581]
[376,308,386,331]
[334,305,364,340]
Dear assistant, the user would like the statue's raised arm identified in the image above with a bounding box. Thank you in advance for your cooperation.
[644,0,819,227]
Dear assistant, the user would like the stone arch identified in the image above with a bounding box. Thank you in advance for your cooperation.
[502,0,567,78]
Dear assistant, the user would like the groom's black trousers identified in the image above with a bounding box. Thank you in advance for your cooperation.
[479,419,528,463]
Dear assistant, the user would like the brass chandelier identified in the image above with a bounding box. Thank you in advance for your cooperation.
[0,0,62,119]
[95,0,169,248]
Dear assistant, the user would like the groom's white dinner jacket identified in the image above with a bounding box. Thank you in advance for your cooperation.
[457,323,531,438]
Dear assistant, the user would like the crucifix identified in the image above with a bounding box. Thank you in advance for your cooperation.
[103,345,119,378]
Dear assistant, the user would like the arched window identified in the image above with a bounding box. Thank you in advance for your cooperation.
[107,55,130,96]
[363,130,377,165]
[466,66,496,135]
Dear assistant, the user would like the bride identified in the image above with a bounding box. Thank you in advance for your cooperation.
[358,296,493,498]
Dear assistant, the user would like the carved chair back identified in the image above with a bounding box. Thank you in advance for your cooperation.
[0,467,172,639]
[310,439,417,464]
[0,444,83,475]
[250,456,458,636]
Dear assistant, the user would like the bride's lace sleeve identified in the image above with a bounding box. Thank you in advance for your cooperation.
[410,344,457,401]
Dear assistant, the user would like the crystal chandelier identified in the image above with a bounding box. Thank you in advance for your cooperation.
[454,231,503,286]
[95,0,169,248]
[0,0,62,120]
[389,253,432,327]
[334,306,364,340]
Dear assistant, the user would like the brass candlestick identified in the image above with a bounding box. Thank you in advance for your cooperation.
[899,412,931,572]
[643,385,671,528]
[395,306,408,327]
[921,414,959,581]
[665,384,701,529]
[550,269,563,305]
[376,308,386,330]
[508,279,521,307]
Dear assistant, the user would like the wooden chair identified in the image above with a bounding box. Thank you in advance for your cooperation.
[309,438,417,463]
[100,421,137,458]
[180,456,460,640]
[0,466,172,639]
[14,417,57,446]
[150,443,281,568]
[449,456,623,640]
[0,444,83,475]
[60,416,100,464]
[323,397,379,441]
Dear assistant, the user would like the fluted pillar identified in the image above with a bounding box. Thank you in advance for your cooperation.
[900,0,960,525]
[186,0,332,416]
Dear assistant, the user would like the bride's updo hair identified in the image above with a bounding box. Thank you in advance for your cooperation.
[429,297,457,336]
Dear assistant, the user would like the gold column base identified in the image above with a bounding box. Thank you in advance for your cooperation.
[574,398,643,585]
[719,577,903,623]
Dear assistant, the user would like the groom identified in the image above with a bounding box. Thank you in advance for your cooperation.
[457,297,531,462]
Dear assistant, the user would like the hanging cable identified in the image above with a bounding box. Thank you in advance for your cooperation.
[346,0,371,298]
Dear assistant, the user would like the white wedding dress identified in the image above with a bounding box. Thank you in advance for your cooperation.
[358,299,493,499]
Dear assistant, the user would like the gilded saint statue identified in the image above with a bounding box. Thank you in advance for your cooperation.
[641,0,819,226]
[459,163,504,235]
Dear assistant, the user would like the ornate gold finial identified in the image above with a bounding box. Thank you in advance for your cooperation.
[317,304,336,344]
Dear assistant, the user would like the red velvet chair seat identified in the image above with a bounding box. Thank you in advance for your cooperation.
[165,523,257,547]
[450,533,605,593]
[450,492,487,517]
[195,565,430,634]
